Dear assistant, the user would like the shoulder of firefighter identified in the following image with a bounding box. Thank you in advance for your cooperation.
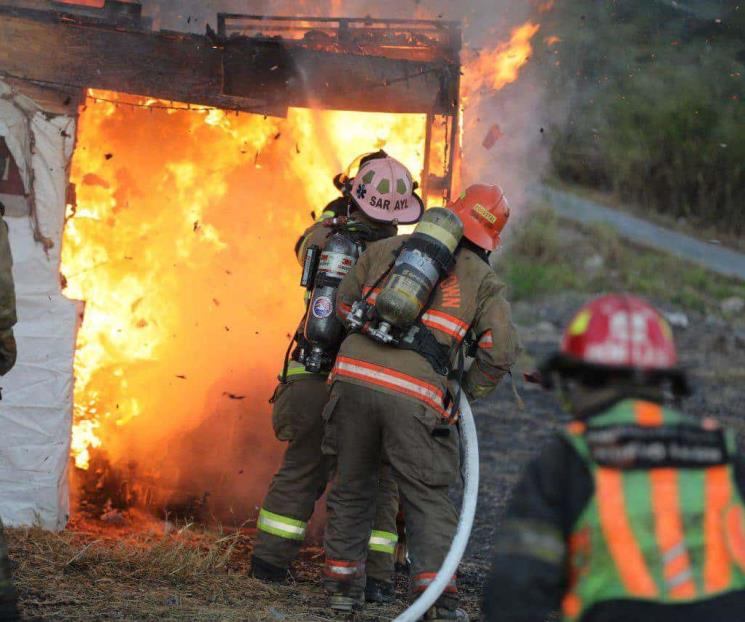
[333,235,521,417]
[293,197,395,265]
[482,400,745,622]
[294,209,339,265]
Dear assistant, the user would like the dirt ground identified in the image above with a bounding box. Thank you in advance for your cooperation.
[8,291,745,621]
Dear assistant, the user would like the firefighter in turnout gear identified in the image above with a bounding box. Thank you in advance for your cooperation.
[252,153,423,603]
[323,185,520,620]
[0,205,20,621]
[483,294,745,622]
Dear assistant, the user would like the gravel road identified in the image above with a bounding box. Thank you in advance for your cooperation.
[538,185,745,281]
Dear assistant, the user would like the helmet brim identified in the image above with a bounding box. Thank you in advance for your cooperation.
[539,352,691,397]
[462,216,500,250]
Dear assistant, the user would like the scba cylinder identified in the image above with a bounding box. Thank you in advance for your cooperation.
[375,207,463,330]
[304,233,360,372]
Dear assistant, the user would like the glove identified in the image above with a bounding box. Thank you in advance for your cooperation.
[0,329,17,376]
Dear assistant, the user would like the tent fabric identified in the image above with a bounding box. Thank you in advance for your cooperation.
[0,79,78,530]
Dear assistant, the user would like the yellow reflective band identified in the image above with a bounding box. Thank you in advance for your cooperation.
[414,221,460,253]
[368,530,398,554]
[318,210,336,222]
[279,360,327,380]
[286,362,311,376]
[257,508,307,541]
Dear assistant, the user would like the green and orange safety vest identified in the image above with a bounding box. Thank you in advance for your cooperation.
[561,400,745,621]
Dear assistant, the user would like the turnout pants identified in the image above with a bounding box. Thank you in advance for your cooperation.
[323,381,460,603]
[254,376,398,582]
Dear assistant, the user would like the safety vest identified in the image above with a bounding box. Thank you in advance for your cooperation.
[562,400,745,621]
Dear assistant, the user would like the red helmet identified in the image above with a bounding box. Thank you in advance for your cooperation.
[448,184,509,251]
[538,294,689,397]
[561,294,677,369]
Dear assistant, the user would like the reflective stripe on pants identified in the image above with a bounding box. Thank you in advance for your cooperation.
[257,508,307,541]
[368,529,398,554]
[324,559,365,582]
[412,571,457,594]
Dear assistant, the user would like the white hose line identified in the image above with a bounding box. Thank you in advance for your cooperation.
[393,389,479,622]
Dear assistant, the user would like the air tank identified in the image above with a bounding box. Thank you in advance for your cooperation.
[304,233,360,372]
[375,207,463,332]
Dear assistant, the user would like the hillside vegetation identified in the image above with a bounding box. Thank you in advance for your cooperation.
[539,1,745,233]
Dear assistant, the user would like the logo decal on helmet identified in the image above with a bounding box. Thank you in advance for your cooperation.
[472,203,497,224]
[356,184,367,199]
[568,310,592,336]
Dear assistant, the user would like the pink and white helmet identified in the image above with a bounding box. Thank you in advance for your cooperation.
[349,155,424,224]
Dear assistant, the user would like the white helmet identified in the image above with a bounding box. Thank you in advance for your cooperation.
[349,154,424,225]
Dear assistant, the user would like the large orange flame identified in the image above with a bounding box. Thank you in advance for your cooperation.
[63,91,428,473]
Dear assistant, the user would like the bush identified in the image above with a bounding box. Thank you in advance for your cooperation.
[541,1,745,234]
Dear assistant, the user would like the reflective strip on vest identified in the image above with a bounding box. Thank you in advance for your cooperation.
[257,508,307,541]
[324,559,364,582]
[412,572,457,594]
[421,309,468,341]
[636,401,664,427]
[478,329,494,349]
[726,505,745,572]
[704,465,732,591]
[562,529,590,619]
[368,530,398,554]
[331,356,449,419]
[650,468,696,598]
[596,467,659,597]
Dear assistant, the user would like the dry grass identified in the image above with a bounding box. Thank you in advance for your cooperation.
[5,517,376,622]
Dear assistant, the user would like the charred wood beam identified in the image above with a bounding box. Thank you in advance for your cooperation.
[0,4,278,114]
[0,3,459,116]
[221,39,458,114]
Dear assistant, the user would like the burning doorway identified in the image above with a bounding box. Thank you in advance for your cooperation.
[61,89,433,523]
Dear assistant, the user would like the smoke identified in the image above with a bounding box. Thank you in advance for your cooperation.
[141,0,557,215]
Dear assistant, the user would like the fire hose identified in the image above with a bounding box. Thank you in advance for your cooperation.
[393,387,479,622]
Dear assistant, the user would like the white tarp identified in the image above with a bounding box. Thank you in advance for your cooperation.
[0,80,78,530]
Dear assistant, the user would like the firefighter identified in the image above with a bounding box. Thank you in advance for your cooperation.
[482,294,745,622]
[0,204,20,622]
[251,152,424,603]
[323,184,520,620]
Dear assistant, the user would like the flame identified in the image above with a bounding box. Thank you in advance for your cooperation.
[62,8,543,484]
[462,21,541,96]
[62,91,429,472]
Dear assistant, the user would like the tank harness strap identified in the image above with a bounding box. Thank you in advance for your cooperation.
[279,328,300,387]
[398,323,452,376]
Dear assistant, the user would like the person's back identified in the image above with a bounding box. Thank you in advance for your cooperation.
[333,233,517,415]
[483,295,745,622]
